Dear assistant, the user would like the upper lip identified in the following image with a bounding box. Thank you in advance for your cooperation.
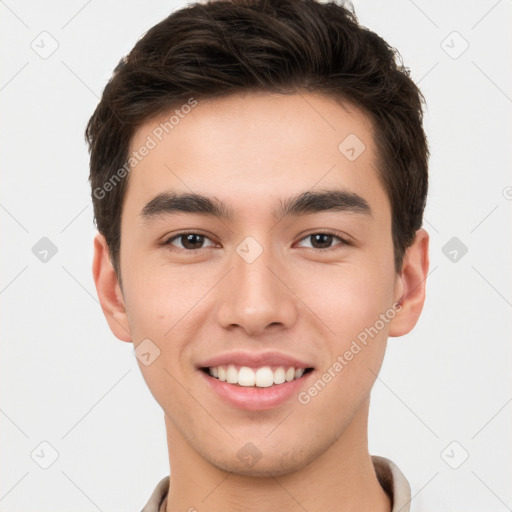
[198,350,314,369]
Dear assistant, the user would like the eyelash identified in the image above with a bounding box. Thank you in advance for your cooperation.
[162,230,351,254]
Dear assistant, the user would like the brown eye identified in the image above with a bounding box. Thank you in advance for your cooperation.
[181,234,205,249]
[296,232,350,252]
[310,233,334,249]
[163,233,215,251]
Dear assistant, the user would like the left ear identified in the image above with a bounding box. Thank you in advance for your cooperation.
[388,228,429,337]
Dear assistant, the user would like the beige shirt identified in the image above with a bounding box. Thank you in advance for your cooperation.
[140,455,412,512]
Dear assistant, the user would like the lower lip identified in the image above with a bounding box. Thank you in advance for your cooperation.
[199,370,315,411]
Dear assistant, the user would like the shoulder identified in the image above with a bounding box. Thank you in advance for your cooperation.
[372,455,412,512]
[140,476,169,512]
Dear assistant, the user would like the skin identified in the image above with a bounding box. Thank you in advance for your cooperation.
[92,91,429,512]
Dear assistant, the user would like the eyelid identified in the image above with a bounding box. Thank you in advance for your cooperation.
[162,229,352,252]
[295,230,352,249]
[162,231,217,250]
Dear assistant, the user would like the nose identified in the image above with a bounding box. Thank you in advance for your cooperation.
[215,240,299,336]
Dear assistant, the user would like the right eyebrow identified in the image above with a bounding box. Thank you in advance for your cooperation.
[139,192,234,222]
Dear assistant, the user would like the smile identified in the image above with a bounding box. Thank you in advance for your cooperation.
[202,364,314,388]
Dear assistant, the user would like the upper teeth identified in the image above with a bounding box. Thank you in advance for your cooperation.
[208,365,306,387]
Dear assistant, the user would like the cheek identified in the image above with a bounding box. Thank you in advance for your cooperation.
[293,260,395,337]
[123,264,212,410]
[122,260,214,338]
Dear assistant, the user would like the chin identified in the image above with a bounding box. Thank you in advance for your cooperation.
[208,445,315,478]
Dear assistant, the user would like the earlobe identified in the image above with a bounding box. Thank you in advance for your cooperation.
[92,233,132,343]
[388,228,430,338]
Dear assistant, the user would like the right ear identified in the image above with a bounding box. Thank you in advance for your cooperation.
[92,232,132,343]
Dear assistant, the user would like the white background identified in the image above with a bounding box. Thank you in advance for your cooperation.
[1,0,511,510]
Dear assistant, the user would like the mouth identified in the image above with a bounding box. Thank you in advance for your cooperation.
[200,364,315,388]
[197,351,316,410]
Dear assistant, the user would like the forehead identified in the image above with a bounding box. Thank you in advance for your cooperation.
[123,91,389,223]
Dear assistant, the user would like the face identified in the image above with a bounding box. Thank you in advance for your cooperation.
[95,91,424,477]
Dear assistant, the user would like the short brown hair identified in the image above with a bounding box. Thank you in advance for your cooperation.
[86,0,429,278]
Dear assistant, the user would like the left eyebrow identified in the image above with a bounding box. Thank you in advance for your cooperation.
[274,189,372,221]
[139,189,372,223]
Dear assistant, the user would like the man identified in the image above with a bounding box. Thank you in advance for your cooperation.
[87,0,429,510]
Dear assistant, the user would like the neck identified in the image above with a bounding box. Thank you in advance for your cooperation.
[164,398,391,512]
